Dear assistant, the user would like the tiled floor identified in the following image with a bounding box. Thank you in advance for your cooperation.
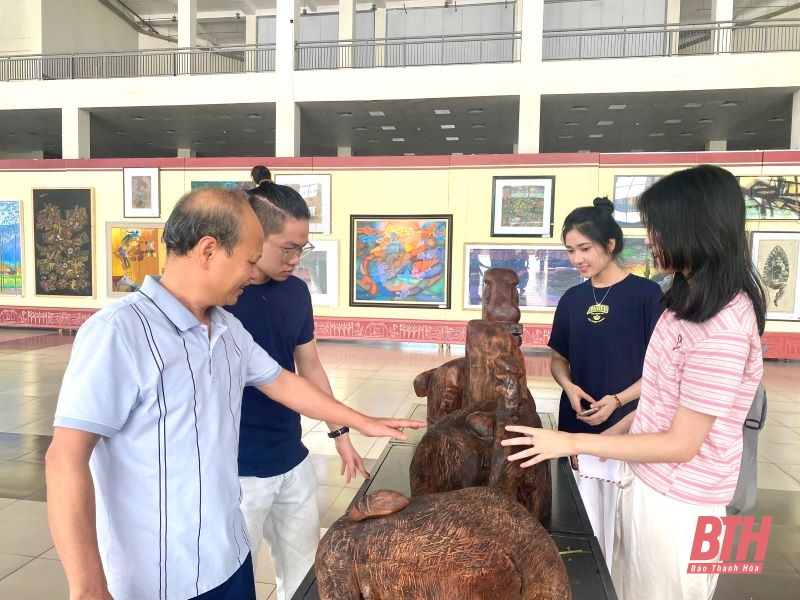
[0,329,797,599]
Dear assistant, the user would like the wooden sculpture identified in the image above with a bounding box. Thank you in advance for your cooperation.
[316,487,571,600]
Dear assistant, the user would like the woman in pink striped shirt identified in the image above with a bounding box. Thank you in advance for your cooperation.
[504,164,766,600]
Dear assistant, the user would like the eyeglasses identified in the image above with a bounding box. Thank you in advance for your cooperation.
[272,241,315,262]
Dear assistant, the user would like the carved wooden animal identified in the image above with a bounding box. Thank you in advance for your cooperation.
[315,487,571,600]
[481,267,521,324]
[413,357,465,425]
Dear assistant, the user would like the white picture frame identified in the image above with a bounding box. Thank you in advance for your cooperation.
[123,168,160,218]
[275,174,332,234]
[751,231,800,321]
[296,239,339,307]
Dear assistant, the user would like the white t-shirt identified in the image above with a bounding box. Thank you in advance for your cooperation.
[54,276,281,600]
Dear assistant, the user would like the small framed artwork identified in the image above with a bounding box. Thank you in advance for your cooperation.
[0,199,23,296]
[296,239,339,307]
[351,214,452,308]
[738,176,800,220]
[750,232,800,321]
[613,175,663,227]
[124,167,160,218]
[618,236,671,288]
[275,174,332,234]
[464,243,581,311]
[107,223,167,296]
[32,188,94,297]
[491,176,555,237]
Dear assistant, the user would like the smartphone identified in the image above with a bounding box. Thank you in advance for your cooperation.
[578,406,600,417]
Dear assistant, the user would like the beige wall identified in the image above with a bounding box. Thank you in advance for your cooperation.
[41,0,138,55]
[0,0,42,56]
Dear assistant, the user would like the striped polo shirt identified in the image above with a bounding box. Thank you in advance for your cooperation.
[629,293,762,505]
[54,276,281,600]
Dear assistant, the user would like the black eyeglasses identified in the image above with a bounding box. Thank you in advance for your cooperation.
[276,242,315,262]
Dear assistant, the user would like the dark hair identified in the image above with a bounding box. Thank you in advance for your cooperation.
[638,164,766,333]
[162,187,249,256]
[561,196,624,257]
[250,165,271,185]
[248,181,311,236]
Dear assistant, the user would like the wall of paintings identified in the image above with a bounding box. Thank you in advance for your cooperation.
[0,152,798,356]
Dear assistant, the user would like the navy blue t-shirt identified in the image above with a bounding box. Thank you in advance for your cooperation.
[225,276,314,477]
[548,274,663,434]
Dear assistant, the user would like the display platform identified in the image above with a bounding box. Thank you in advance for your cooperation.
[292,406,617,600]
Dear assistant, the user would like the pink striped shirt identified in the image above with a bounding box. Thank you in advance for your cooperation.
[629,293,763,505]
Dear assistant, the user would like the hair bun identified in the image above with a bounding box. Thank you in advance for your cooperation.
[593,196,614,214]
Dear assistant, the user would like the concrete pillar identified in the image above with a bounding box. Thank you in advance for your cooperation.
[62,107,91,159]
[177,147,196,158]
[706,139,728,151]
[517,94,541,154]
[519,0,543,64]
[339,0,356,67]
[245,15,258,45]
[712,0,733,53]
[374,3,387,67]
[790,89,800,149]
[178,0,197,47]
[275,0,300,156]
[666,0,681,55]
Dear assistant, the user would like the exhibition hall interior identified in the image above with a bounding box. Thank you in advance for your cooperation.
[1,0,800,599]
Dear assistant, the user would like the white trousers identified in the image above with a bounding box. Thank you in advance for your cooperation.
[240,455,320,600]
[573,469,618,568]
[612,463,726,600]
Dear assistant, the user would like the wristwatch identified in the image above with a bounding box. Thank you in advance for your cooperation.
[327,426,350,438]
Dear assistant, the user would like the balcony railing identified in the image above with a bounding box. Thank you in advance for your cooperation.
[295,32,521,70]
[543,20,800,60]
[0,44,276,81]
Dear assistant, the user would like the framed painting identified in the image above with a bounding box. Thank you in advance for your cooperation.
[32,188,94,297]
[124,168,160,218]
[751,232,800,321]
[351,215,452,308]
[107,223,167,296]
[464,243,582,311]
[491,176,554,237]
[739,176,800,220]
[0,200,23,296]
[190,181,251,191]
[613,175,663,227]
[275,174,332,234]
[295,239,339,307]
[618,236,671,288]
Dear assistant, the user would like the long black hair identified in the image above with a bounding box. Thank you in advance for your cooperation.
[638,164,766,333]
[561,196,624,257]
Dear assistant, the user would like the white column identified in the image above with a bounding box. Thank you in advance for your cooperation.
[517,94,541,154]
[245,15,258,45]
[177,0,197,47]
[712,0,733,53]
[374,4,386,67]
[177,147,196,158]
[62,107,91,159]
[790,89,800,149]
[339,0,356,68]
[275,0,300,157]
[666,0,681,54]
[519,0,543,64]
[706,139,727,151]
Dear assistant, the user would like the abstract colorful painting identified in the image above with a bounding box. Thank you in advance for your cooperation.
[618,236,672,289]
[0,200,22,295]
[491,176,554,237]
[613,175,663,227]
[351,215,452,308]
[107,223,167,296]
[33,188,94,297]
[739,176,800,220]
[464,244,581,311]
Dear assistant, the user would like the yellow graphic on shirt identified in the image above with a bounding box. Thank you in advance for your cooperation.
[587,304,609,324]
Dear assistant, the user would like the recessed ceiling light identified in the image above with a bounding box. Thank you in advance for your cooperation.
[445,136,459,141]
[353,126,368,131]
[679,132,694,136]
[664,119,682,124]
[391,137,405,142]
[572,106,588,111]
[368,111,385,117]
[768,116,786,122]
[744,131,757,135]
[441,124,456,129]
[368,138,379,142]
[564,122,579,127]
[451,152,463,156]
[720,101,738,107]
[558,135,573,139]
[165,129,177,134]
[608,104,626,110]
[474,137,486,141]
[191,140,201,144]
[404,152,416,156]
[339,112,353,117]
[649,132,665,137]
[381,125,396,131]
[115,130,127,135]
[146,141,156,145]
[471,124,486,129]
[683,102,703,108]
[698,118,714,123]
[248,114,262,119]
[589,133,603,138]
[134,116,147,121]
[597,121,613,126]
[27,131,43,136]
[468,108,484,114]
[6,132,15,136]
[434,109,451,115]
